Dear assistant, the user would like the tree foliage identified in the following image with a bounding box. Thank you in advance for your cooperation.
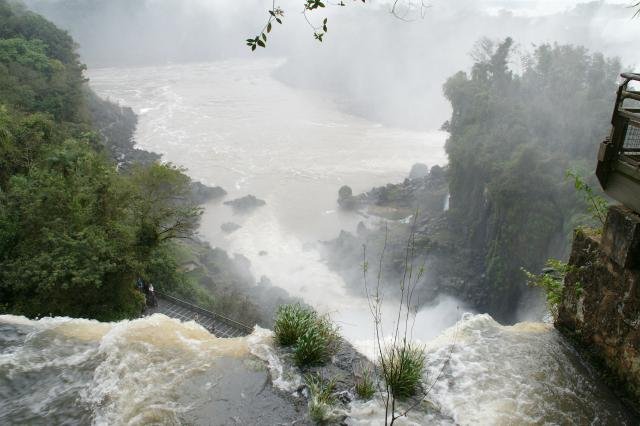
[523,258,579,319]
[566,169,608,227]
[443,38,620,317]
[0,0,201,320]
[248,0,366,50]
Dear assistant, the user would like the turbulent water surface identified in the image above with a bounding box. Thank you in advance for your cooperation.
[1,313,635,425]
[0,314,306,425]
[1,60,634,425]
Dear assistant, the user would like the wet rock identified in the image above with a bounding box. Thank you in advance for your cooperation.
[557,219,640,408]
[221,222,241,233]
[300,337,374,400]
[338,185,359,210]
[600,205,640,269]
[190,181,227,204]
[339,185,353,199]
[335,390,352,404]
[224,194,266,212]
[178,357,310,425]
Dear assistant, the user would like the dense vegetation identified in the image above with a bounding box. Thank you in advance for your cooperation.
[0,1,201,320]
[442,38,620,318]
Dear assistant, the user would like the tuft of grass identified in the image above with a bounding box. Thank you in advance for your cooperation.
[274,304,315,346]
[381,343,426,400]
[293,314,340,367]
[305,373,337,424]
[354,366,376,400]
[275,304,340,367]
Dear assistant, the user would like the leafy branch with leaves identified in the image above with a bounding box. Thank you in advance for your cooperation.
[523,259,573,319]
[248,0,366,50]
[566,170,609,227]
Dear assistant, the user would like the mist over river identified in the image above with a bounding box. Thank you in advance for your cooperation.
[46,59,636,424]
[88,59,456,345]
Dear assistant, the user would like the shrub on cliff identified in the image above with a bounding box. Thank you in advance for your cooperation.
[381,343,426,400]
[523,258,581,319]
[274,304,315,345]
[274,303,340,367]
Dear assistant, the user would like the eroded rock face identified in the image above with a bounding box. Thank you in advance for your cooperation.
[601,205,640,269]
[557,210,640,407]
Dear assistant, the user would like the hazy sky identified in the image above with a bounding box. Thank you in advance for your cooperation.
[26,0,639,128]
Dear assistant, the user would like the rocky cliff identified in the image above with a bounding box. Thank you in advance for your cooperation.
[557,205,640,407]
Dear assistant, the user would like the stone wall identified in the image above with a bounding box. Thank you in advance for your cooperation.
[557,205,640,406]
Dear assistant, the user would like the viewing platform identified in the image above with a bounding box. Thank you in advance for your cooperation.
[596,72,640,213]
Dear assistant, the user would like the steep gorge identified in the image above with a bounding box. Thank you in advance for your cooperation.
[325,38,621,323]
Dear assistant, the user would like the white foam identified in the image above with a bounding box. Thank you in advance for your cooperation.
[246,326,302,393]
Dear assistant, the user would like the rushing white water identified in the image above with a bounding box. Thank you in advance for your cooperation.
[88,59,452,343]
[75,60,638,424]
[1,313,635,425]
[0,314,298,425]
[348,314,636,425]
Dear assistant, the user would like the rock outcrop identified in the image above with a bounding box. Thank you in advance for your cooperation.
[337,185,359,210]
[557,205,640,407]
[224,195,266,212]
[190,181,226,204]
[220,222,241,233]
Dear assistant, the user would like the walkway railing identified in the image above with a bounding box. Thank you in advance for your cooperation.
[613,73,640,160]
[147,292,254,338]
[596,72,640,213]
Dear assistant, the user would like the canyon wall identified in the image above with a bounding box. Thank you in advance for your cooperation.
[557,205,640,406]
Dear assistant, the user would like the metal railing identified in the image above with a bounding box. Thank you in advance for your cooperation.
[613,73,640,162]
[156,291,254,335]
[596,72,640,213]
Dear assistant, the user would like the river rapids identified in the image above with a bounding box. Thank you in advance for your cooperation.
[0,59,635,425]
[0,313,635,424]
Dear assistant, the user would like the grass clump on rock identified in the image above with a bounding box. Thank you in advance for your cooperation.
[305,373,337,424]
[274,304,340,367]
[382,343,426,400]
[354,366,376,400]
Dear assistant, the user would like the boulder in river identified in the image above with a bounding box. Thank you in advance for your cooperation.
[223,195,266,212]
[337,185,359,210]
[221,222,241,233]
[190,181,227,204]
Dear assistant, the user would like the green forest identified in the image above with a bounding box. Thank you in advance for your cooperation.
[443,37,620,317]
[0,0,202,320]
